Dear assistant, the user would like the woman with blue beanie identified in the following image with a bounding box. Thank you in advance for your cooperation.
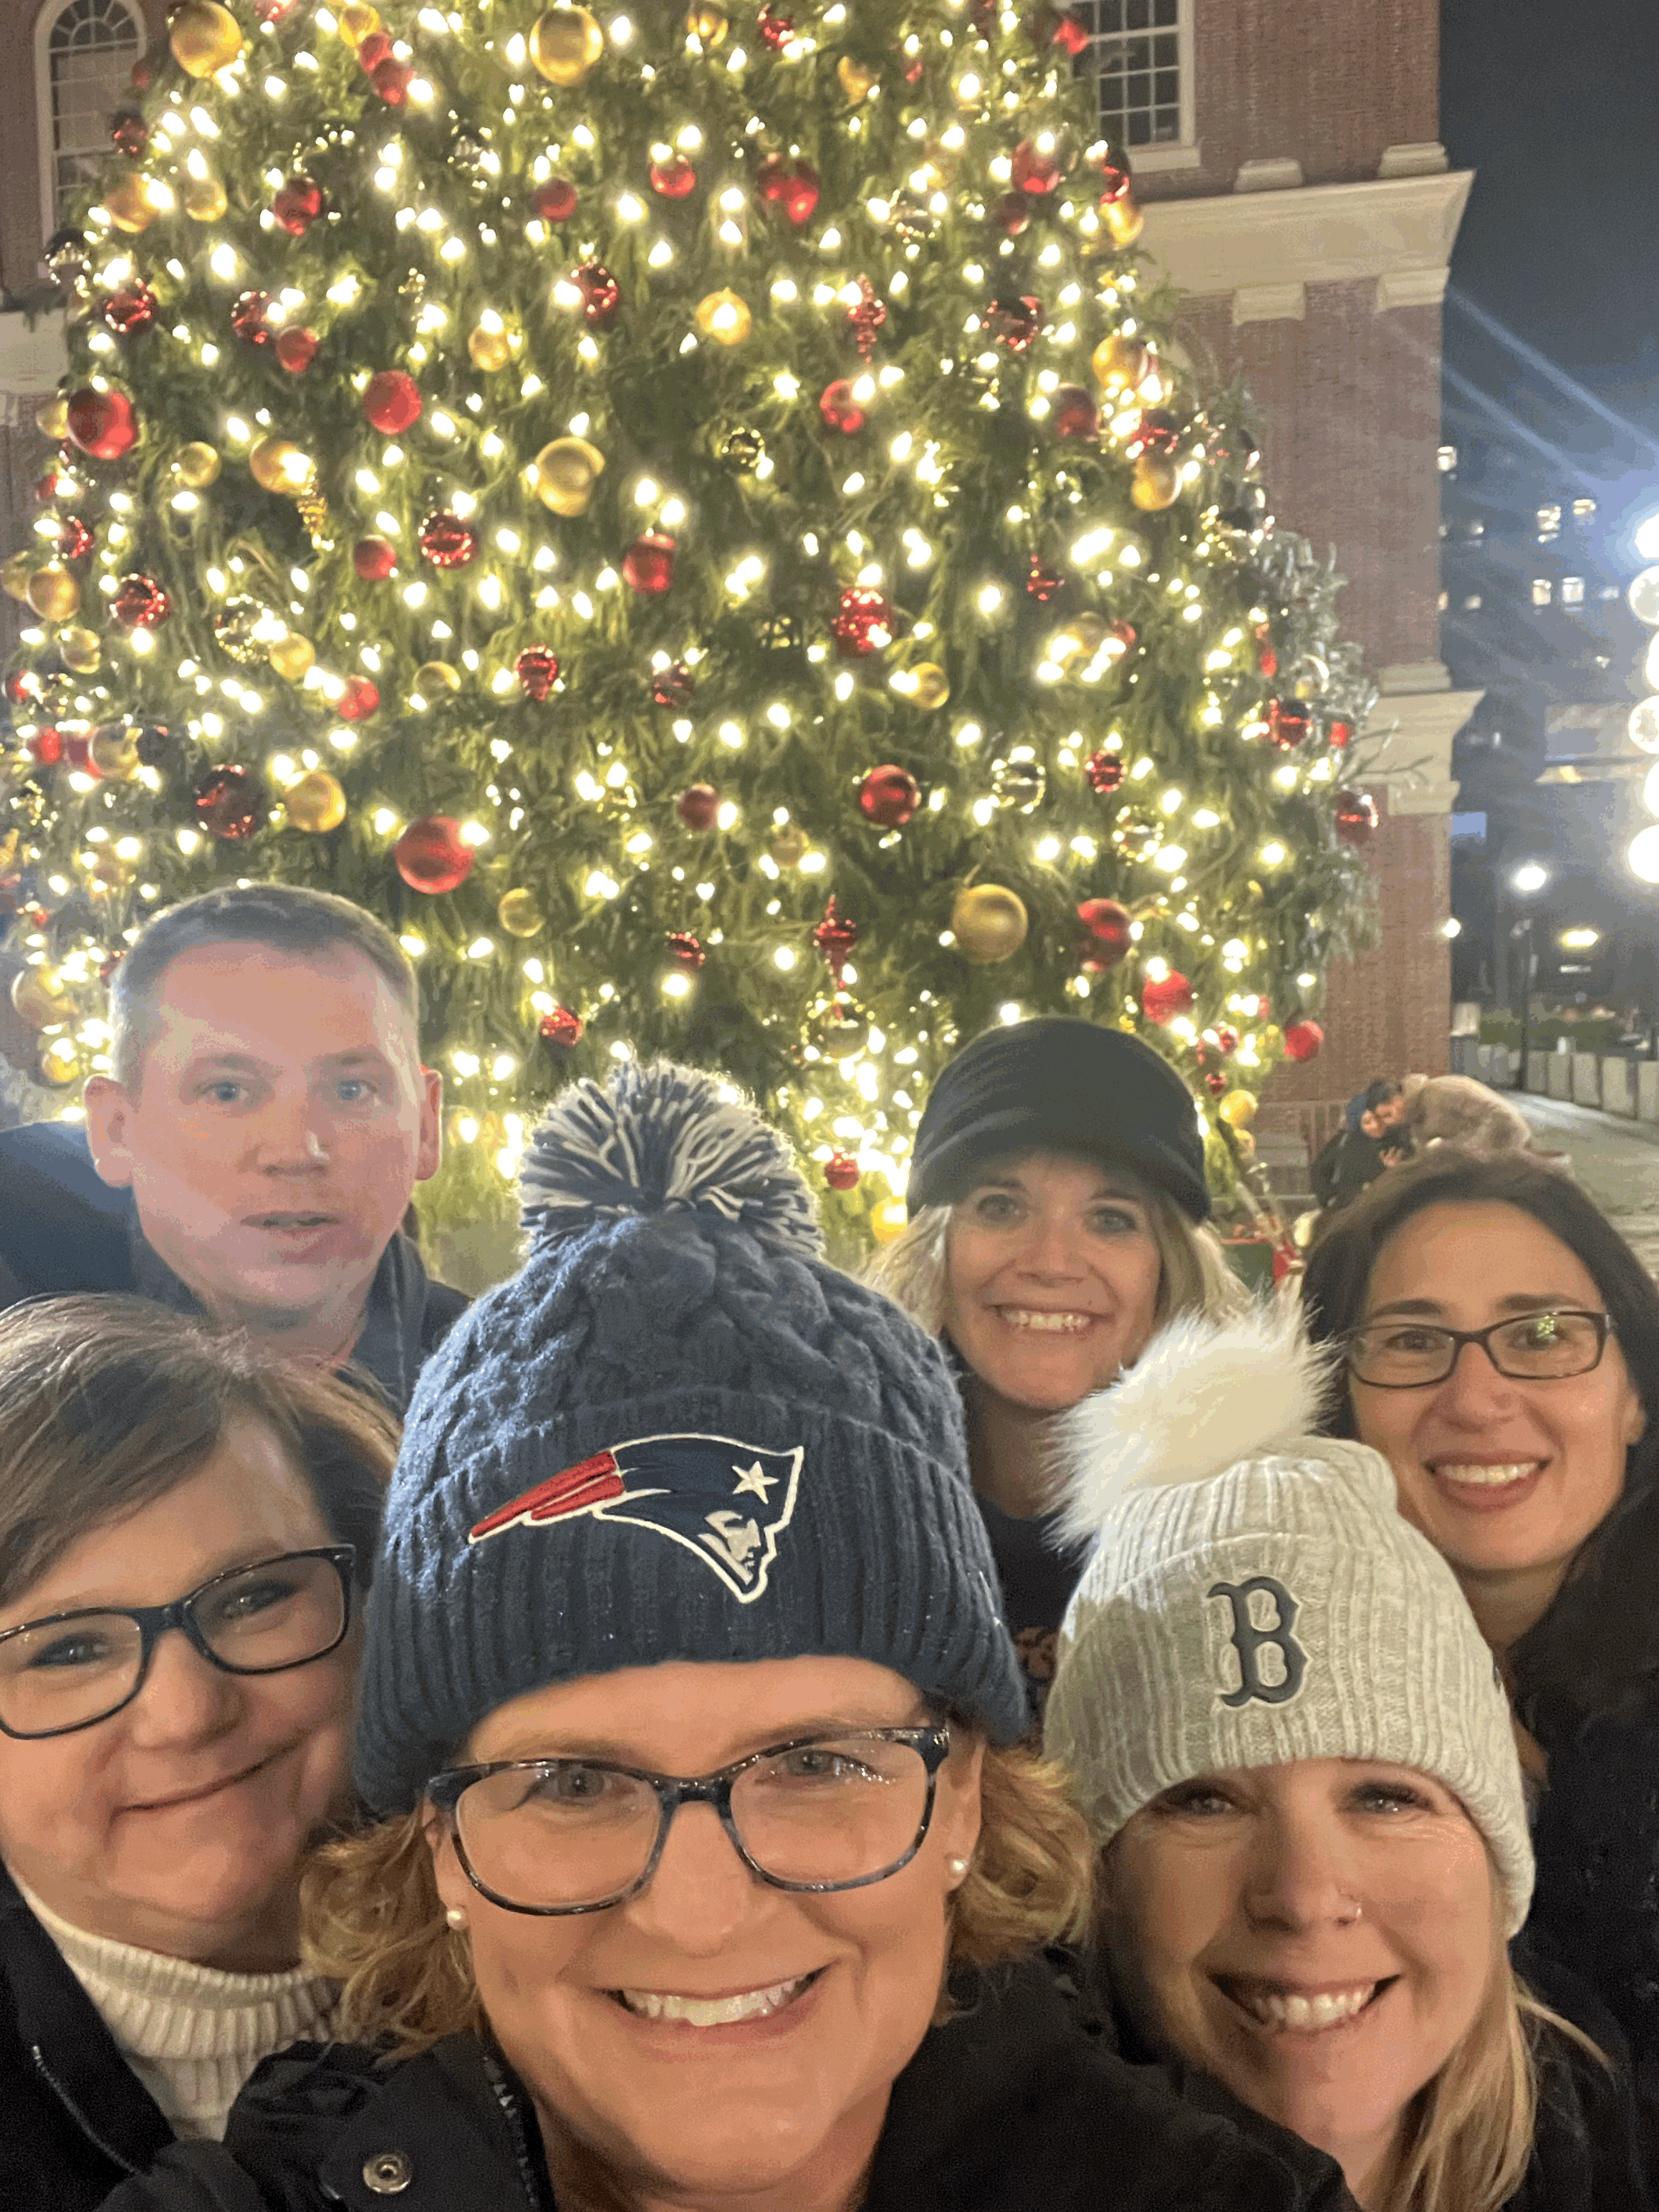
[105,1064,1350,2212]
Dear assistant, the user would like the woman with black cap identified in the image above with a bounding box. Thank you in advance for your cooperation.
[872,1017,1243,1715]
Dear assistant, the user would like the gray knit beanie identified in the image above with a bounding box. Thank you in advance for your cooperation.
[1044,1307,1534,1934]
[355,1062,1026,1813]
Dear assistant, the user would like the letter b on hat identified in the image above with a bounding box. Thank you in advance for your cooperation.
[1207,1576,1308,1708]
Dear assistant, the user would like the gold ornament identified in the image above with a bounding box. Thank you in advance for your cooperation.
[34,395,70,441]
[1054,611,1109,663]
[294,486,334,547]
[1216,1089,1257,1129]
[249,436,314,495]
[1232,1126,1257,1164]
[104,173,161,234]
[10,967,67,1033]
[1130,451,1181,512]
[169,0,245,76]
[89,723,141,780]
[284,769,347,833]
[413,659,462,696]
[685,0,728,41]
[870,1196,908,1246]
[529,5,605,82]
[337,0,382,45]
[2,552,33,602]
[837,53,876,102]
[173,441,222,488]
[468,323,514,372]
[767,824,808,868]
[905,662,950,710]
[59,626,101,673]
[951,883,1029,964]
[267,632,314,682]
[1092,333,1153,392]
[183,174,228,221]
[1102,194,1144,248]
[497,888,545,938]
[37,1038,82,1089]
[87,850,136,890]
[532,435,605,516]
[694,289,751,345]
[26,564,80,622]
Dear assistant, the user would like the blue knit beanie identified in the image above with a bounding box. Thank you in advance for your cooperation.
[355,1062,1027,1812]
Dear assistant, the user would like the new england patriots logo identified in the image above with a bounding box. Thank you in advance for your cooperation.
[467,1433,803,1603]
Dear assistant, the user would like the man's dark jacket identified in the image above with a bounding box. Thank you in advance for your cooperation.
[0,1121,467,1413]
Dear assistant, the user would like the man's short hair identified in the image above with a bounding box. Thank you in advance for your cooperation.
[109,884,418,1091]
[1362,1077,1404,1114]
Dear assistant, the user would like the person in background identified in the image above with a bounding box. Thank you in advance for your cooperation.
[0,884,466,1413]
[1302,1150,1659,2160]
[870,1016,1244,1715]
[0,1296,395,2211]
[1311,1078,1411,1214]
[1048,1305,1651,2212]
[106,1064,1352,2212]
[1405,1075,1548,1160]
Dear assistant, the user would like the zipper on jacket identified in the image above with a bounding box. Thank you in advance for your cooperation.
[30,2042,141,2175]
[481,2048,548,2210]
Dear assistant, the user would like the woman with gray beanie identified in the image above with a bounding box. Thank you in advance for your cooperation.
[104,1064,1351,2212]
[1047,1305,1650,2212]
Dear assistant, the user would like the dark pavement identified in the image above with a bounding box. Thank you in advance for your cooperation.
[1516,1092,1659,1274]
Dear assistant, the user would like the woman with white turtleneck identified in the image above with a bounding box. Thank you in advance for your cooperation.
[0,1296,394,2209]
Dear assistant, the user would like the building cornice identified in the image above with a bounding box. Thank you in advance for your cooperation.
[0,307,67,428]
[1359,665,1481,817]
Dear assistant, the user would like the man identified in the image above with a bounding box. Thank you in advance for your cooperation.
[0,885,468,1409]
[1311,1075,1412,1213]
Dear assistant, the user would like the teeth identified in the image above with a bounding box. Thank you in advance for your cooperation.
[1434,1463,1536,1488]
[620,1976,808,2027]
[1236,1984,1376,2031]
[998,1309,1093,1334]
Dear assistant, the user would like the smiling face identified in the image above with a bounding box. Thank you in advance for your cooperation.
[426,1656,983,2208]
[0,1420,357,1969]
[1349,1202,1643,1611]
[1106,1758,1498,2203]
[84,942,441,1348]
[941,1152,1165,1414]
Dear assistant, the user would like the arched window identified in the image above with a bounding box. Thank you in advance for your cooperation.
[35,0,144,238]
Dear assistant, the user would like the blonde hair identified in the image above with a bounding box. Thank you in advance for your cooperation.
[303,1739,1095,2055]
[867,1178,1246,1342]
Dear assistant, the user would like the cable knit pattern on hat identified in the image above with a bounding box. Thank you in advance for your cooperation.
[1043,1305,1534,1934]
[16,1880,332,2141]
[355,1062,1027,1813]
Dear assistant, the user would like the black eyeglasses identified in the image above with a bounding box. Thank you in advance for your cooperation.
[1346,1309,1612,1390]
[428,1726,952,1917]
[0,1546,357,1740]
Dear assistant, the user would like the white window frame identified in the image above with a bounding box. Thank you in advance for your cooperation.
[1084,0,1198,175]
[34,0,146,245]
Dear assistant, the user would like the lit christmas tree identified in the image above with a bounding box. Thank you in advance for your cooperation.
[1,0,1377,1245]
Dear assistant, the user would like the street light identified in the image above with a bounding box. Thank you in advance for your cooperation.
[1630,826,1659,885]
[1561,927,1600,950]
[1511,861,1549,895]
[1509,863,1549,1090]
[1636,514,1659,562]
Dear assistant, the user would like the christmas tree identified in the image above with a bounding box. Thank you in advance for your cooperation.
[1,0,1378,1248]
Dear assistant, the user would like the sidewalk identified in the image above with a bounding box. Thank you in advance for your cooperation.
[1515,1093,1659,1273]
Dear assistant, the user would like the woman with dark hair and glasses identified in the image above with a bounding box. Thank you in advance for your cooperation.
[108,1066,1352,2212]
[1301,1150,1659,2155]
[0,1294,395,2211]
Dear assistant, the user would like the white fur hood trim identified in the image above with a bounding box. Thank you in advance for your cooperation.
[1052,1304,1339,1545]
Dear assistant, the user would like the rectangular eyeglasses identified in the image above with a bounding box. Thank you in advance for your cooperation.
[1345,1309,1612,1390]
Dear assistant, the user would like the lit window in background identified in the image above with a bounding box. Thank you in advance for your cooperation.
[1437,445,1458,473]
[1531,577,1553,607]
[1537,503,1562,542]
[1561,576,1585,607]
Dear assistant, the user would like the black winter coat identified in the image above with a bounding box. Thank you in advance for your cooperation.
[99,1959,1357,2212]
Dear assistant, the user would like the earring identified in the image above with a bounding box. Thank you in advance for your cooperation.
[946,1855,971,1880]
[445,1906,467,1928]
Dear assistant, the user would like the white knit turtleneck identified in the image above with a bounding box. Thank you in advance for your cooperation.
[16,1879,335,2141]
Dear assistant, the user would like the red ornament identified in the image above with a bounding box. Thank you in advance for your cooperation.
[832,585,894,658]
[1129,408,1181,456]
[1077,898,1133,966]
[1141,971,1195,1026]
[812,898,859,979]
[1283,1018,1324,1064]
[987,294,1042,350]
[129,54,154,90]
[1052,384,1097,441]
[819,379,865,435]
[649,154,698,198]
[1097,147,1133,202]
[65,387,136,459]
[1026,557,1064,602]
[352,537,398,581]
[757,153,819,227]
[824,1151,860,1191]
[1265,696,1312,751]
[992,190,1030,236]
[539,1006,584,1048]
[676,784,720,831]
[62,732,92,769]
[652,661,695,707]
[395,817,474,894]
[1204,1070,1228,1096]
[534,177,578,222]
[357,29,393,68]
[845,276,886,360]
[363,371,422,435]
[110,573,170,628]
[1334,789,1379,847]
[757,0,794,44]
[1254,625,1279,678]
[256,0,295,21]
[103,285,156,337]
[1328,718,1353,749]
[664,931,705,969]
[337,675,381,721]
[370,54,411,102]
[275,326,319,373]
[1084,750,1125,794]
[57,516,94,562]
[272,175,324,234]
[231,292,273,347]
[110,109,148,156]
[1213,1025,1239,1055]
[858,764,920,827]
[1010,139,1063,194]
[193,765,265,841]
[27,728,62,766]
[1049,11,1089,54]
[622,532,676,594]
[516,648,560,700]
[33,473,59,504]
[419,511,479,569]
[574,261,620,330]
